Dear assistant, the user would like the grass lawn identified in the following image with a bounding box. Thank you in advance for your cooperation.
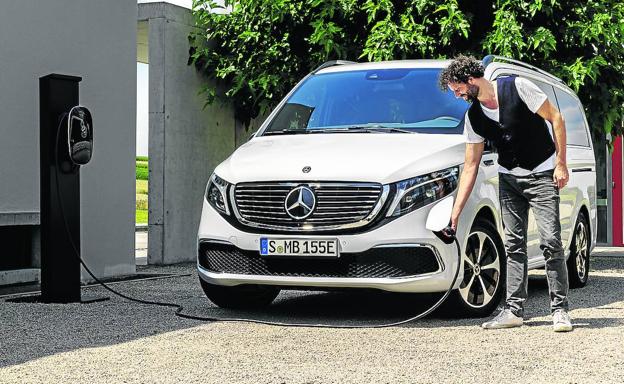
[136,160,148,181]
[136,209,148,224]
[136,157,148,225]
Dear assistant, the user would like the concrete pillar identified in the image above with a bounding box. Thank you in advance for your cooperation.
[141,3,240,264]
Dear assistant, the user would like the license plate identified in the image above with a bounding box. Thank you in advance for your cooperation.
[260,238,339,257]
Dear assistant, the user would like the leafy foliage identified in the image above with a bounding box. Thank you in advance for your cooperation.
[189,0,624,141]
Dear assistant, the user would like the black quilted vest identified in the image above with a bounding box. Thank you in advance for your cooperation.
[467,76,555,170]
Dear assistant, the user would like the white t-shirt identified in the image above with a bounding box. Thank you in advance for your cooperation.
[463,77,556,176]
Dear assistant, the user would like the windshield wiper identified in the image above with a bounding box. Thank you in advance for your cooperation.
[311,125,413,134]
[363,126,414,134]
[264,125,414,135]
[262,129,311,136]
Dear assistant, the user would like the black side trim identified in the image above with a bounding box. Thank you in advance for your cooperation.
[571,168,593,173]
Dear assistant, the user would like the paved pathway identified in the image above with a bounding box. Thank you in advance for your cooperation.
[135,230,147,265]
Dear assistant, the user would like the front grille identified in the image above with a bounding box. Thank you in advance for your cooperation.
[232,182,385,231]
[199,242,440,279]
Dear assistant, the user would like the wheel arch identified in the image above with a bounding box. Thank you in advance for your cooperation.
[474,206,499,231]
[563,202,592,254]
[577,204,591,249]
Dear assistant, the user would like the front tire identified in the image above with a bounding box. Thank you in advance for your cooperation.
[199,278,280,309]
[567,212,590,288]
[443,218,506,317]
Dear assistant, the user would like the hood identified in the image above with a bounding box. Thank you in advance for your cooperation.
[214,133,466,184]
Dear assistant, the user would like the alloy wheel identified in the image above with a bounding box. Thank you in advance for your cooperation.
[574,221,589,281]
[459,231,501,308]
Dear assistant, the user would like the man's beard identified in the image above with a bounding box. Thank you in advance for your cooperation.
[465,83,480,102]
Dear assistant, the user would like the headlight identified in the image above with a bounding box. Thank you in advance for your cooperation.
[386,166,459,217]
[205,173,231,215]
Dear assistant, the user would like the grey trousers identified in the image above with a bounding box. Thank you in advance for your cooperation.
[499,170,569,317]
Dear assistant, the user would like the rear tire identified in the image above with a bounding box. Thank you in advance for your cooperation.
[199,278,280,309]
[567,212,590,288]
[443,218,506,318]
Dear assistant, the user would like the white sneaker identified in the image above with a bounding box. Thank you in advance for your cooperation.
[482,308,523,329]
[552,309,573,332]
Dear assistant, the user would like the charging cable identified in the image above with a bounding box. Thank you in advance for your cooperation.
[53,116,463,328]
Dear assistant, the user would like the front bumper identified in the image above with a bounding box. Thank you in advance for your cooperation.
[197,198,460,293]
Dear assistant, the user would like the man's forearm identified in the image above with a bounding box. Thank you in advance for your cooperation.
[552,115,567,166]
[453,164,479,218]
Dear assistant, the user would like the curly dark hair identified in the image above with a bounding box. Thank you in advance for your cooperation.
[438,55,484,90]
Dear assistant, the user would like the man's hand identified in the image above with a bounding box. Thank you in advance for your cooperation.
[451,208,460,232]
[553,163,569,189]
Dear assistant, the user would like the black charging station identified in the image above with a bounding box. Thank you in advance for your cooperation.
[39,74,92,303]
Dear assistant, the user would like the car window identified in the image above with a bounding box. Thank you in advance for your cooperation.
[263,68,469,135]
[495,73,590,147]
[554,88,591,147]
[529,78,557,106]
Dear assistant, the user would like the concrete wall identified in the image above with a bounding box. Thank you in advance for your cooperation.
[0,0,137,280]
[139,2,265,264]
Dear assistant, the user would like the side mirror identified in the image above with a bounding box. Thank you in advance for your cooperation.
[67,106,93,165]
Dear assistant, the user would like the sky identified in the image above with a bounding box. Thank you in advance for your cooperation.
[136,0,192,157]
[137,0,192,9]
[136,63,149,156]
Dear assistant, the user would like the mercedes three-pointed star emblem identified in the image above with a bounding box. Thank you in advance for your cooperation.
[284,186,316,220]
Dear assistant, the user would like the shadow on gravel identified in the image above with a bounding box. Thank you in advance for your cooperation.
[0,273,203,369]
[587,255,624,272]
[524,318,624,328]
[181,258,624,330]
[2,258,622,369]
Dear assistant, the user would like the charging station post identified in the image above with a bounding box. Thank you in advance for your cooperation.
[39,74,83,303]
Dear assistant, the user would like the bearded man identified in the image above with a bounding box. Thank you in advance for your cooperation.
[438,55,573,332]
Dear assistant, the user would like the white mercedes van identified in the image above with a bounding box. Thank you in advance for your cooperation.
[197,56,597,317]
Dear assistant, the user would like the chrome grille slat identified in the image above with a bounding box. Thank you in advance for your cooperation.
[232,182,386,231]
[239,207,285,213]
[316,208,373,211]
[242,214,292,221]
[306,219,365,222]
[238,203,284,208]
[316,190,379,193]
[313,194,378,198]
[235,194,289,198]
[236,184,299,187]
[313,211,370,216]
[316,200,377,204]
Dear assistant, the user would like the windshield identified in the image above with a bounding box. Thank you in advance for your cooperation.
[262,68,468,135]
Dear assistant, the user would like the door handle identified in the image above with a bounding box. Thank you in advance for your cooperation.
[483,159,495,166]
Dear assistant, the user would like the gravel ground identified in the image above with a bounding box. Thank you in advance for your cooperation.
[1,255,623,384]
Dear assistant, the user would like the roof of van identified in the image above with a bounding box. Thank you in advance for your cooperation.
[315,60,451,74]
[314,59,576,96]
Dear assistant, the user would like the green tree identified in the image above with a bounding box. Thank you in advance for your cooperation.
[189,0,624,142]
